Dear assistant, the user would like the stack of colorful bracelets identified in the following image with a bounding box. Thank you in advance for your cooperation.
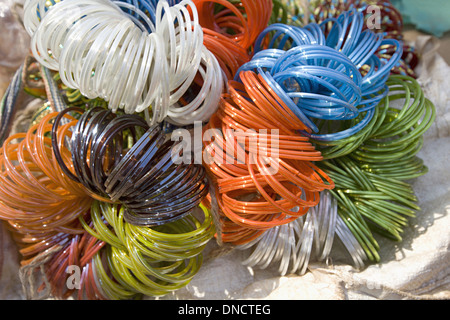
[0,0,435,299]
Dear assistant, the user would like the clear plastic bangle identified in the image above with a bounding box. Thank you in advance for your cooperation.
[310,190,335,261]
[235,195,316,276]
[335,216,368,270]
[237,188,371,274]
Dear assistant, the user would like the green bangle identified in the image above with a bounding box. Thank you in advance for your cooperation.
[350,75,436,178]
[313,75,436,164]
[316,75,435,259]
[322,157,420,262]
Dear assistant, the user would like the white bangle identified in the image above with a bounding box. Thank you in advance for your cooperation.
[25,0,222,125]
[167,47,224,125]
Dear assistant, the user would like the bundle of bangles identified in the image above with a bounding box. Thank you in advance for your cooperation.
[0,0,435,299]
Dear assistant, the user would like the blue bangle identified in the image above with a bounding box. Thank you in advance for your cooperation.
[253,23,318,53]
[233,8,402,141]
[237,45,364,127]
[114,0,184,31]
[259,69,318,131]
[305,108,376,141]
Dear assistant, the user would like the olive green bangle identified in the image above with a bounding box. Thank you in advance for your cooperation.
[80,201,215,299]
[271,0,305,26]
[30,101,52,126]
[52,72,108,108]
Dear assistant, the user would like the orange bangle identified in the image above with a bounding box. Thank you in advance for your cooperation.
[194,0,250,45]
[194,0,273,80]
[0,112,93,265]
[240,71,312,132]
[202,29,251,80]
[203,70,334,245]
